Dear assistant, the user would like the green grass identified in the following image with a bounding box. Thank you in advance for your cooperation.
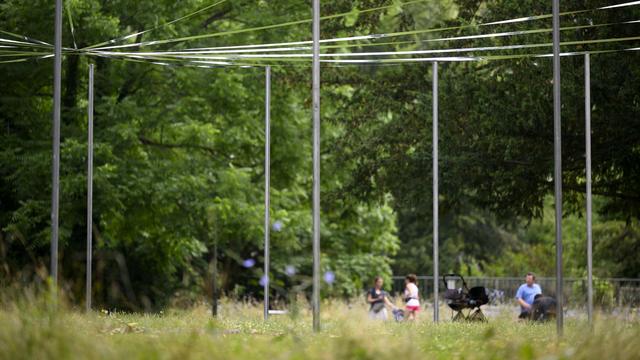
[0,297,639,360]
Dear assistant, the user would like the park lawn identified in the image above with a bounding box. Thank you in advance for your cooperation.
[0,298,638,360]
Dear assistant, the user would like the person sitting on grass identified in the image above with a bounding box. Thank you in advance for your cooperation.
[516,272,542,319]
[367,276,397,320]
[404,274,421,321]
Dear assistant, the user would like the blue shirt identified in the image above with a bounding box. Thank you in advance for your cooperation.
[515,283,542,308]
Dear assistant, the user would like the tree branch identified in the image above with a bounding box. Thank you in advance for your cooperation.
[202,8,234,29]
[138,135,217,156]
[564,183,640,202]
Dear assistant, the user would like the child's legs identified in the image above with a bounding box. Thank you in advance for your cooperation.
[406,305,419,320]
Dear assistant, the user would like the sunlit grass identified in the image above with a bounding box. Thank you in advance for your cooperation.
[0,295,638,359]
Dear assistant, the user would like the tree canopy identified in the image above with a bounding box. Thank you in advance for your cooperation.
[0,0,638,309]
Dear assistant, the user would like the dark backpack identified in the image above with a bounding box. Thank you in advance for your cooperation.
[531,295,557,321]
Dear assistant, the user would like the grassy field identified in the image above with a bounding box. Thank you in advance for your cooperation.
[1,296,639,360]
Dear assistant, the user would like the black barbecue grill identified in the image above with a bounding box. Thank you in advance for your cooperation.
[443,274,489,322]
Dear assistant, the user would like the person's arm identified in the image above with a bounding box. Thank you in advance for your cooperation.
[518,297,531,309]
[383,294,396,309]
[516,286,531,309]
[367,292,376,303]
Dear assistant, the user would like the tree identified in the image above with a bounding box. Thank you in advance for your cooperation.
[326,0,640,277]
[0,0,400,309]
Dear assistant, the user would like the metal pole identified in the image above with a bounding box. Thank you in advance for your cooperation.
[432,61,439,323]
[585,53,593,325]
[552,0,564,336]
[312,0,321,333]
[86,64,94,312]
[212,239,218,317]
[51,0,63,287]
[210,207,219,317]
[264,65,271,321]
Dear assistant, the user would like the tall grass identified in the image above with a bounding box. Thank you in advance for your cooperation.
[0,294,638,359]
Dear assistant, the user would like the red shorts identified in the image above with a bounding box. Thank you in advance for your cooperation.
[406,305,420,312]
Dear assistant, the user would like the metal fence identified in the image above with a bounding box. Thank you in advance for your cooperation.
[391,276,640,308]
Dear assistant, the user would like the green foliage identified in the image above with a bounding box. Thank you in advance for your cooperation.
[0,0,400,308]
[571,276,615,308]
[325,0,640,279]
[1,0,638,311]
[484,197,640,280]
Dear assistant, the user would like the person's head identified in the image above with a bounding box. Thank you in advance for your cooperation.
[405,274,417,285]
[525,272,536,286]
[373,276,384,289]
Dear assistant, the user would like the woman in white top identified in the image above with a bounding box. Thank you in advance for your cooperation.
[404,274,420,320]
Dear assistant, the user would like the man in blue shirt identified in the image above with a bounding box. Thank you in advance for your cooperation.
[516,272,542,319]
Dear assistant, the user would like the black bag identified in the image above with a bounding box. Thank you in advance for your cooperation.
[444,288,465,301]
[531,295,557,321]
[371,301,386,313]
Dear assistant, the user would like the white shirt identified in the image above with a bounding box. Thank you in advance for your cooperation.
[405,283,420,306]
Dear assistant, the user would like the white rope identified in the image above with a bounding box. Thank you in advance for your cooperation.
[87,0,640,52]
[88,35,640,61]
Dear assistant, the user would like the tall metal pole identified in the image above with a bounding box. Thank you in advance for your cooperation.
[585,53,593,325]
[212,238,218,317]
[86,64,94,312]
[312,0,321,333]
[263,65,271,321]
[552,0,564,336]
[51,0,63,287]
[211,201,218,317]
[432,61,439,323]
